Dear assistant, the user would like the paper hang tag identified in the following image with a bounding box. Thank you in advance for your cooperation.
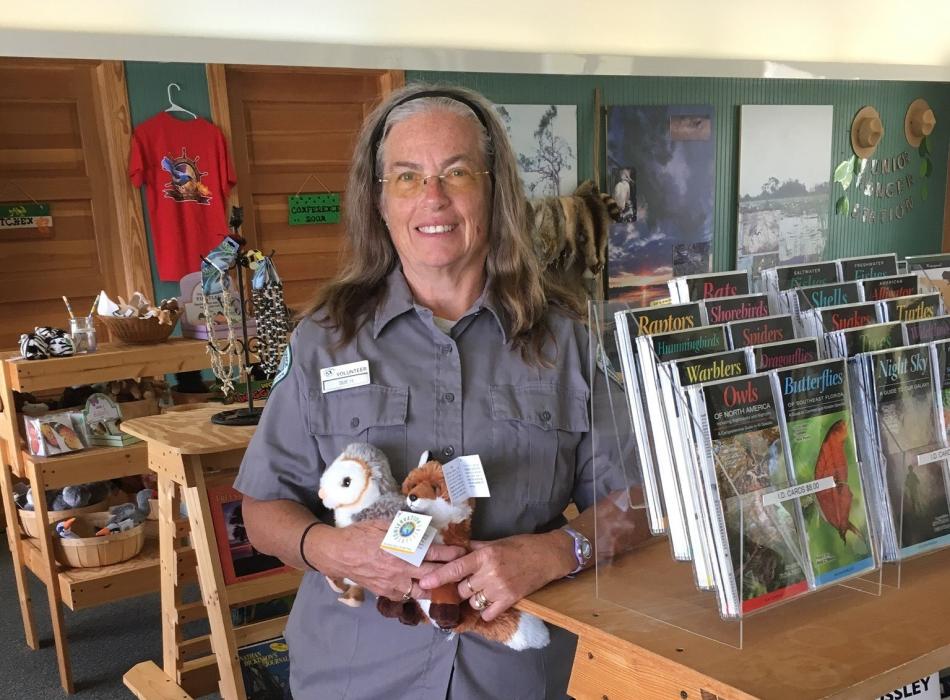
[380,511,436,567]
[442,455,491,503]
[320,360,370,394]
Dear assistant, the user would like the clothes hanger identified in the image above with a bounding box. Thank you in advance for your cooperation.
[165,83,198,120]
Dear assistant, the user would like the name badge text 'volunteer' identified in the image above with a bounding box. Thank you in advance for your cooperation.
[321,361,370,394]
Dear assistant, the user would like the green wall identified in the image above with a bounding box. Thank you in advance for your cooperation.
[124,61,212,305]
[121,63,950,281]
[410,71,950,271]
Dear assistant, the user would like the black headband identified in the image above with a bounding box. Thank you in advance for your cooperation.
[370,90,492,165]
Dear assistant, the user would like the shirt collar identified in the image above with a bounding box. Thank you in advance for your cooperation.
[372,266,508,343]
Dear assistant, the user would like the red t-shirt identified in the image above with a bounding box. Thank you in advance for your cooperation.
[129,112,237,281]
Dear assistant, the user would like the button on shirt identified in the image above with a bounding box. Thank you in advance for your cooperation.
[235,269,630,700]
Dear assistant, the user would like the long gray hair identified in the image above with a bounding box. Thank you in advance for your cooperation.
[301,83,578,365]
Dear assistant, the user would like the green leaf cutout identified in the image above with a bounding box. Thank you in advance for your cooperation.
[835,195,849,215]
[852,155,861,175]
[833,159,852,183]
[919,136,930,157]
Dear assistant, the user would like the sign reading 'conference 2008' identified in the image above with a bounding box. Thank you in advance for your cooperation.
[288,193,341,226]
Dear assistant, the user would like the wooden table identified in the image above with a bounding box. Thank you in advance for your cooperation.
[121,404,301,700]
[0,339,212,693]
[118,404,950,700]
[521,539,950,700]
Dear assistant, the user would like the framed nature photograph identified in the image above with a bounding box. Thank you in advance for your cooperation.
[736,105,833,274]
[606,105,716,307]
[495,104,577,197]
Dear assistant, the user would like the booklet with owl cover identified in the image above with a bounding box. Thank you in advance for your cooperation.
[695,373,810,616]
[869,345,950,559]
[773,359,876,586]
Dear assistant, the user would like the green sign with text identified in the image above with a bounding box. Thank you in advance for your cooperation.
[288,193,341,225]
[0,202,52,231]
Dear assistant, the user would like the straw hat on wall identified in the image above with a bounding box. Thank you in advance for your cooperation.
[850,105,883,159]
[904,98,936,148]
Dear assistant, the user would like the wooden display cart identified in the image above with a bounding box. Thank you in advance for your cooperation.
[120,404,302,700]
[0,339,213,693]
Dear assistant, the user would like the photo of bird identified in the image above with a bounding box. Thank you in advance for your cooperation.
[161,150,212,203]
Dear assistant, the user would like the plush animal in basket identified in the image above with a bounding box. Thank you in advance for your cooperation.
[317,443,406,609]
[96,488,151,536]
[395,459,550,650]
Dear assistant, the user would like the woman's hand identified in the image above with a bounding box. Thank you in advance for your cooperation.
[306,519,466,601]
[417,530,575,621]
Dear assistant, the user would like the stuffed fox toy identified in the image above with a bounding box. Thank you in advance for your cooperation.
[395,458,550,651]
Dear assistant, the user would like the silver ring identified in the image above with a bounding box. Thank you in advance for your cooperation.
[401,582,413,602]
[471,591,490,611]
[464,577,476,595]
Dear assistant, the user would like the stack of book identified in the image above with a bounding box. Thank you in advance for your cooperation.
[606,252,950,619]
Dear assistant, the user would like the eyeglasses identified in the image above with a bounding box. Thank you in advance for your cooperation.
[377,167,490,198]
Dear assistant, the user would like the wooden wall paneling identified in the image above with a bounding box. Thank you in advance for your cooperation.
[93,60,152,299]
[205,64,241,217]
[224,67,404,311]
[0,58,138,347]
[223,68,258,248]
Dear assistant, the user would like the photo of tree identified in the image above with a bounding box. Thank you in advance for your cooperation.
[495,104,577,197]
[736,105,833,274]
[606,105,716,307]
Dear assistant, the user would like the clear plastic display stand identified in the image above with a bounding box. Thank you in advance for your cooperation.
[589,300,887,651]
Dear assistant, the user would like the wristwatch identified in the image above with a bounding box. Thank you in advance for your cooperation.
[561,527,593,576]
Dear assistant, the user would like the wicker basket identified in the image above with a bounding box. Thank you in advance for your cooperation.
[18,501,106,539]
[53,512,146,568]
[100,311,180,345]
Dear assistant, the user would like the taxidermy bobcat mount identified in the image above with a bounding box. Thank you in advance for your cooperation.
[527,179,620,299]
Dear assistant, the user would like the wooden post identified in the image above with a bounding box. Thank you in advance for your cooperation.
[26,460,74,692]
[181,456,246,700]
[93,60,153,301]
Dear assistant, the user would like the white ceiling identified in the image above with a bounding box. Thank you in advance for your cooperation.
[2,0,949,81]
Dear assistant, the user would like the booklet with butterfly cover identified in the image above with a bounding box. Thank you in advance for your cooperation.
[690,373,810,617]
[772,358,876,586]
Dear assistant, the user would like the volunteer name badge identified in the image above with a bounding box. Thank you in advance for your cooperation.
[320,360,370,394]
[381,511,437,567]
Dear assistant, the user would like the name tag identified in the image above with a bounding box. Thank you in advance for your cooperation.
[321,360,370,393]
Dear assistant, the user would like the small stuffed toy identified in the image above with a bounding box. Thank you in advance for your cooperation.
[399,459,551,650]
[96,488,150,535]
[318,443,407,610]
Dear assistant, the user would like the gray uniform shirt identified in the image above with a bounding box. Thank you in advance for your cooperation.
[235,268,629,700]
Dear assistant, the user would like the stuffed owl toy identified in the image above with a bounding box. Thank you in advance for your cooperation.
[318,442,405,607]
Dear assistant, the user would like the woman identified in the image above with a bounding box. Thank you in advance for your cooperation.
[236,83,629,699]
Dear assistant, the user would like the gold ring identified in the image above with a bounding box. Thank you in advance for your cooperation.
[471,591,490,611]
[465,578,476,595]
[401,582,413,602]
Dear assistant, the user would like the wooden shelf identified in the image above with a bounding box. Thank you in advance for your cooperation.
[16,442,149,487]
[21,534,162,610]
[227,571,303,607]
[2,338,211,393]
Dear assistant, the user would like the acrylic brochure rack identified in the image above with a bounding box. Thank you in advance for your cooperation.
[588,300,890,650]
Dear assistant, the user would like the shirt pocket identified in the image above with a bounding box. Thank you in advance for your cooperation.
[489,382,589,504]
[308,384,409,477]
